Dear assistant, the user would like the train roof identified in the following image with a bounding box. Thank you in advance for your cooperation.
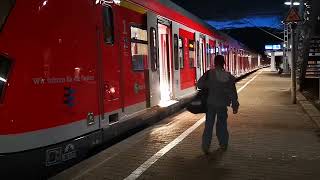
[157,0,218,33]
[159,0,253,50]
[128,0,255,52]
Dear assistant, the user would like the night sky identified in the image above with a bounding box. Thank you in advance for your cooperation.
[170,0,288,29]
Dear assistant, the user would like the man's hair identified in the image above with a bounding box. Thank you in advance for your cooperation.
[214,55,225,67]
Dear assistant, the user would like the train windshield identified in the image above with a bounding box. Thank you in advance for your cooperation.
[0,55,11,102]
[0,0,15,31]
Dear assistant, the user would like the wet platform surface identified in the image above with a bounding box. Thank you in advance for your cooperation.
[52,69,320,180]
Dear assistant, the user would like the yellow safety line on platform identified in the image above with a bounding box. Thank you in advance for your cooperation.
[123,69,264,180]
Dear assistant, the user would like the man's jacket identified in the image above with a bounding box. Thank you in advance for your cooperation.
[197,68,239,110]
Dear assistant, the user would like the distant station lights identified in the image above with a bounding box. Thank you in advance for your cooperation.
[265,45,282,50]
[284,1,300,6]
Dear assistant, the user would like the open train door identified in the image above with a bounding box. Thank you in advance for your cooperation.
[147,11,161,107]
[196,34,206,80]
[158,18,173,105]
[209,39,216,69]
[200,35,206,75]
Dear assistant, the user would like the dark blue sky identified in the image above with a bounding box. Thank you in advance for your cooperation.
[207,16,283,30]
[170,0,288,29]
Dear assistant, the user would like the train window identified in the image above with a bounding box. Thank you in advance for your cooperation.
[131,26,148,71]
[102,6,114,44]
[131,27,147,42]
[0,55,11,102]
[0,0,15,32]
[173,34,179,70]
[179,37,184,69]
[150,27,158,72]
[189,40,195,67]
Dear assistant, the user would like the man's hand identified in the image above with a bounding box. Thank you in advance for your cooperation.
[233,109,238,114]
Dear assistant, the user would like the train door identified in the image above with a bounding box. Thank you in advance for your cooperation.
[179,28,196,94]
[147,12,160,107]
[200,35,206,75]
[209,39,215,69]
[206,42,210,71]
[118,5,149,117]
[230,49,234,74]
[172,24,180,99]
[234,51,237,74]
[225,47,229,71]
[237,53,241,76]
[99,2,150,126]
[196,40,201,80]
[196,35,206,80]
[158,20,173,104]
[240,52,243,74]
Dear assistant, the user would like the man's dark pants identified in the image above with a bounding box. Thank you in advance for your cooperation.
[202,105,229,151]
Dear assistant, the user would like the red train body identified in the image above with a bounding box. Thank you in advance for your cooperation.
[0,0,261,177]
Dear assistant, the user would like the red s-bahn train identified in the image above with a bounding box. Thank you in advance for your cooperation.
[0,0,261,177]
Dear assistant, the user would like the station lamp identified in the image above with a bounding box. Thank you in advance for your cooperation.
[284,1,300,6]
[293,2,300,6]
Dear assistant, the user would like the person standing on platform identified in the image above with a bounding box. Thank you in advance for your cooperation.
[197,55,239,154]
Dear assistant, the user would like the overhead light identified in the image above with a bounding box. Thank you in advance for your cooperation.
[284,1,300,6]
[284,2,291,5]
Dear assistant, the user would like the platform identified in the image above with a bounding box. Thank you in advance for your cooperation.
[51,69,320,180]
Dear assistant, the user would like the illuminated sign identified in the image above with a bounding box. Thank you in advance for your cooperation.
[273,45,281,50]
[265,45,273,50]
[265,44,281,50]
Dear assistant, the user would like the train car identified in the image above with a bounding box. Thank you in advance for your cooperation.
[0,0,261,178]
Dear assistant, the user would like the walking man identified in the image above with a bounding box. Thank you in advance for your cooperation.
[197,55,239,154]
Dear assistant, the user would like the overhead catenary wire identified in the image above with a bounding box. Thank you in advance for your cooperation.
[242,18,284,41]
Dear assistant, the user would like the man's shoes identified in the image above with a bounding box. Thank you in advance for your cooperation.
[219,144,228,151]
[202,147,210,155]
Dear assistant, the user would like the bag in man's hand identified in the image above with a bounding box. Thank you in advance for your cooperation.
[186,89,208,114]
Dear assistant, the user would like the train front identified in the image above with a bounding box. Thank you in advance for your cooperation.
[1,1,101,178]
[0,0,17,150]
